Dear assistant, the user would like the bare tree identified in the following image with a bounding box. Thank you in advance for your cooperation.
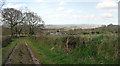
[2,8,44,37]
[24,12,43,35]
[0,0,5,10]
[2,8,25,37]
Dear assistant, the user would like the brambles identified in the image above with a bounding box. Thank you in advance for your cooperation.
[2,37,12,47]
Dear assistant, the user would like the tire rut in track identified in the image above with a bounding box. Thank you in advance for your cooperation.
[4,38,39,64]
[4,40,19,64]
[24,39,41,64]
[11,39,34,64]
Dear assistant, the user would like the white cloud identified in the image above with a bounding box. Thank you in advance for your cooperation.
[3,3,26,9]
[67,9,75,13]
[76,10,83,13]
[84,15,95,19]
[100,13,113,18]
[45,12,51,15]
[72,15,81,19]
[96,1,117,9]
[52,14,66,18]
[5,0,119,3]
[100,0,118,2]
[35,0,43,2]
[56,7,64,11]
[59,1,67,6]
[108,9,118,13]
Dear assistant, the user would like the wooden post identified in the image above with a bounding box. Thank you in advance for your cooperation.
[66,37,69,51]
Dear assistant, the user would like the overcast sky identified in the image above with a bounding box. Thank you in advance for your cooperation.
[2,0,119,25]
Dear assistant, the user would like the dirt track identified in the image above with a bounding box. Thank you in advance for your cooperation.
[4,38,41,64]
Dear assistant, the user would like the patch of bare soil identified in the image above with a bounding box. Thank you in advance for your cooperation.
[4,39,41,65]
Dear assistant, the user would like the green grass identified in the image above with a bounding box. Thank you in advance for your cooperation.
[25,34,118,64]
[26,37,55,64]
[2,34,117,64]
[2,39,18,64]
[11,38,33,64]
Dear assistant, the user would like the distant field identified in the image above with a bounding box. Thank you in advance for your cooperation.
[45,24,101,31]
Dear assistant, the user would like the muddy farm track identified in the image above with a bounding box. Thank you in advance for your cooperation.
[4,38,41,64]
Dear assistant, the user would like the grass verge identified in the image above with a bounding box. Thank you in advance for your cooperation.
[2,39,18,64]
